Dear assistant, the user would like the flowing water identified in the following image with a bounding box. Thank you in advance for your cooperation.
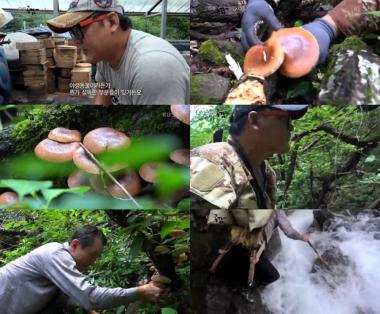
[262,210,380,314]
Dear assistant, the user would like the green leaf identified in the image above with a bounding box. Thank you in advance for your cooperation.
[0,179,52,198]
[2,154,76,179]
[160,221,178,239]
[365,155,376,163]
[156,166,189,196]
[161,308,177,314]
[41,186,90,207]
[129,233,144,260]
[99,135,181,169]
[286,81,310,99]
[116,305,126,314]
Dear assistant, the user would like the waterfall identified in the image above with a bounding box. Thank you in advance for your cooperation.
[262,210,380,314]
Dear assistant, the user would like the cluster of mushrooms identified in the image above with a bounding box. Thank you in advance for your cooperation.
[0,105,190,205]
[244,27,319,78]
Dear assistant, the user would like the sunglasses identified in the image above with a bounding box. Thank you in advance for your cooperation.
[70,13,109,40]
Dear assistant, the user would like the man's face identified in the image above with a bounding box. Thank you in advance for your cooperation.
[72,13,115,63]
[248,110,293,154]
[69,237,104,271]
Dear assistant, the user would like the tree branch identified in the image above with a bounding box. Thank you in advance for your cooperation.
[292,125,380,148]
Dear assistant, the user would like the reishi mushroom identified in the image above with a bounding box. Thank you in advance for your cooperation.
[244,36,284,77]
[273,27,319,78]
[170,105,190,125]
[48,127,81,143]
[0,192,19,205]
[35,139,80,163]
[83,127,131,154]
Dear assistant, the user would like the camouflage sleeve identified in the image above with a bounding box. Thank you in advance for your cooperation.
[329,0,380,36]
[190,156,238,209]
[191,193,219,210]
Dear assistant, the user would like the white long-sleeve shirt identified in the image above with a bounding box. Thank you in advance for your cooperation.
[0,242,138,314]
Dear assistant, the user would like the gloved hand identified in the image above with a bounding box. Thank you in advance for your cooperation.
[241,0,282,51]
[303,18,337,65]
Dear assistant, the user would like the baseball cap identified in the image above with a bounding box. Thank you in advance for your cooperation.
[232,105,309,121]
[47,0,124,33]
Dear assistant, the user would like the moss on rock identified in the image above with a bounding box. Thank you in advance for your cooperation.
[199,40,226,66]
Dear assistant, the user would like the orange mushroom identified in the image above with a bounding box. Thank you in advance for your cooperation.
[273,27,319,78]
[35,139,80,163]
[48,127,81,143]
[0,192,19,205]
[244,36,284,77]
[170,105,190,125]
[83,127,130,154]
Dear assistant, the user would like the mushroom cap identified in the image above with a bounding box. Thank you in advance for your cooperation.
[170,149,190,166]
[35,139,80,163]
[89,171,141,198]
[170,105,190,125]
[273,27,319,78]
[83,127,130,155]
[67,170,91,188]
[73,147,100,174]
[244,36,284,77]
[107,171,141,198]
[0,192,19,205]
[72,147,126,174]
[48,127,81,143]
[139,162,164,183]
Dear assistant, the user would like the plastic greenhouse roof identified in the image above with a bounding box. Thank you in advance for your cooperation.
[0,0,190,15]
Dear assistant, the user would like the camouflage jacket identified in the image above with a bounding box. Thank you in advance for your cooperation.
[329,0,379,36]
[190,137,276,213]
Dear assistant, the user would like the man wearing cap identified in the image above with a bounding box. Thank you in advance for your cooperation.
[0,225,167,314]
[47,0,189,105]
[190,105,309,313]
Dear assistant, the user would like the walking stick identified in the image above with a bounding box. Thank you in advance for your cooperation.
[308,240,331,271]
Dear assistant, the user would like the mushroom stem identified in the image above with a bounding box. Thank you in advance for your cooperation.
[263,51,267,62]
[79,143,142,209]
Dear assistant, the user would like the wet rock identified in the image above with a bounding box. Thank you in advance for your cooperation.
[312,210,335,230]
[319,48,380,105]
[311,246,354,290]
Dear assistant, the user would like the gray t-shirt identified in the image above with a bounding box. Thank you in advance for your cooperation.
[0,242,138,314]
[95,29,189,105]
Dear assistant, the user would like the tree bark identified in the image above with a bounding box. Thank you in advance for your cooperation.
[191,0,245,24]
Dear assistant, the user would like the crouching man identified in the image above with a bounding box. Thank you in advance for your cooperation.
[0,225,166,314]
